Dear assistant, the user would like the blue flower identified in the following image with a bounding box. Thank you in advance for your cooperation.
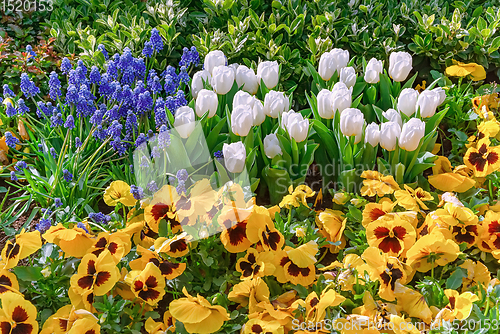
[64,115,75,129]
[5,101,16,117]
[63,169,73,182]
[154,98,167,128]
[50,113,64,127]
[4,132,19,148]
[176,180,186,194]
[107,120,122,139]
[49,71,62,100]
[77,222,89,233]
[98,44,109,60]
[20,73,40,98]
[77,60,88,75]
[10,171,18,181]
[150,28,163,52]
[147,180,159,193]
[89,212,111,224]
[176,169,189,182]
[75,137,82,148]
[93,125,108,141]
[35,218,52,233]
[15,161,27,171]
[130,185,144,200]
[136,91,153,114]
[140,156,149,168]
[135,133,148,148]
[26,45,36,59]
[54,198,63,208]
[61,57,72,74]
[134,58,146,79]
[50,147,57,159]
[36,101,51,118]
[17,99,29,115]
[65,84,79,105]
[149,75,162,94]
[179,46,200,67]
[214,150,223,160]
[89,66,101,84]
[158,125,171,149]
[2,84,14,97]
[98,73,114,97]
[142,41,153,58]
[106,60,118,80]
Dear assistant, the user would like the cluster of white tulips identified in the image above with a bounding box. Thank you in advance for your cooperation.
[316,48,446,153]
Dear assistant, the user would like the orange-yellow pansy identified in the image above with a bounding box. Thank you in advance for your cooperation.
[104,180,137,207]
[360,171,400,197]
[406,232,460,272]
[445,61,486,81]
[0,292,38,334]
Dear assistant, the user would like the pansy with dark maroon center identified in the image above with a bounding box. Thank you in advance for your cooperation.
[2,306,34,334]
[5,242,20,260]
[176,195,192,211]
[452,225,478,245]
[373,226,406,254]
[369,208,387,222]
[169,238,188,255]
[140,226,159,242]
[467,142,499,172]
[225,221,248,247]
[380,264,403,291]
[257,226,283,251]
[237,252,261,278]
[151,203,174,221]
[91,237,119,257]
[149,258,184,277]
[134,276,160,302]
[0,275,13,293]
[286,262,311,278]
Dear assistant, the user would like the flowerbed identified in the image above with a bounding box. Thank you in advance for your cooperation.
[0,3,500,334]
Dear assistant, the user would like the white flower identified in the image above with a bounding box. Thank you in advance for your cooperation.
[382,108,402,128]
[397,88,419,117]
[339,66,356,88]
[263,90,289,118]
[388,51,412,82]
[223,142,246,173]
[331,82,352,115]
[252,98,265,126]
[417,90,441,118]
[211,65,235,95]
[236,65,259,95]
[263,133,282,159]
[174,106,195,138]
[399,118,425,151]
[257,61,279,90]
[340,108,364,140]
[231,105,254,136]
[233,90,254,108]
[282,110,309,142]
[191,70,211,99]
[204,50,226,75]
[318,49,350,81]
[365,122,380,146]
[195,89,218,118]
[379,121,401,151]
[364,58,384,84]
[317,89,335,119]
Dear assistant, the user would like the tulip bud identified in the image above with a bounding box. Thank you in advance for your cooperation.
[397,88,419,117]
[233,90,254,108]
[340,108,364,140]
[365,122,380,146]
[432,87,446,106]
[283,111,309,143]
[191,70,211,99]
[211,65,235,95]
[379,121,401,151]
[317,89,335,119]
[389,51,412,82]
[263,133,282,158]
[231,105,253,136]
[257,61,279,90]
[174,106,195,138]
[204,50,226,75]
[236,65,259,95]
[417,90,441,118]
[364,58,384,84]
[252,98,265,126]
[318,49,350,81]
[223,142,246,173]
[195,89,218,118]
[228,63,239,76]
[339,66,356,88]
[263,90,289,118]
[331,82,352,115]
[399,118,425,151]
[382,108,402,128]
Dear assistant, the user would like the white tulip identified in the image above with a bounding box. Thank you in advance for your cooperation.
[417,90,441,118]
[195,89,218,118]
[223,142,246,173]
[263,133,282,158]
[397,88,419,117]
[191,70,211,99]
[317,89,335,119]
[382,108,402,128]
[236,65,259,95]
[174,106,195,138]
[211,65,235,95]
[233,90,254,108]
[231,105,254,136]
[364,58,384,84]
[432,87,446,106]
[228,63,239,76]
[339,66,356,88]
[379,121,401,151]
[318,49,350,81]
[365,122,380,146]
[331,82,352,115]
[399,118,425,151]
[252,98,265,125]
[340,108,364,140]
[283,110,309,142]
[257,61,279,90]
[389,51,412,82]
[204,50,226,75]
[263,90,289,118]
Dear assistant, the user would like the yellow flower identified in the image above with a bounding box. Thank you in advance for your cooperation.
[228,277,269,313]
[360,170,400,197]
[464,138,500,177]
[169,287,229,334]
[394,184,433,211]
[242,319,284,334]
[0,229,41,270]
[406,232,460,272]
[103,180,137,207]
[366,216,416,257]
[145,311,176,333]
[43,223,95,258]
[317,209,346,252]
[279,185,315,208]
[128,262,166,306]
[445,61,486,81]
[394,283,433,323]
[0,292,39,334]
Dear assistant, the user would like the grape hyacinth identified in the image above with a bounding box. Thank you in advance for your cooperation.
[10,171,18,181]
[130,185,144,200]
[98,44,109,60]
[89,212,111,224]
[64,115,75,129]
[150,28,163,52]
[26,45,36,59]
[5,101,16,117]
[15,161,27,171]
[3,84,14,97]
[75,137,82,148]
[50,147,57,159]
[20,73,40,98]
[61,58,72,74]
[143,41,153,58]
[35,218,52,233]
[54,198,63,208]
[5,131,19,148]
[49,72,62,100]
[17,99,29,115]
[147,180,159,193]
[63,169,73,182]
[77,222,89,233]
